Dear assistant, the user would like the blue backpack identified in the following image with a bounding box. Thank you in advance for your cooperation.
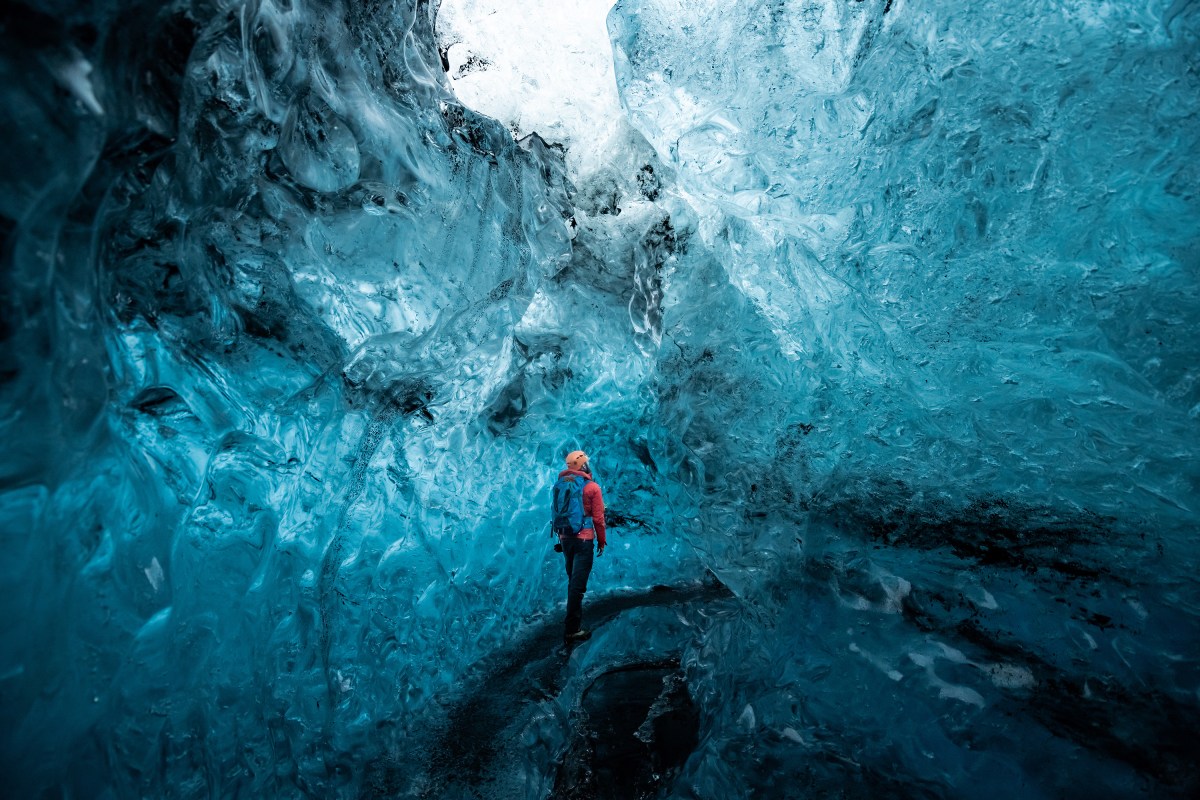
[551,475,594,536]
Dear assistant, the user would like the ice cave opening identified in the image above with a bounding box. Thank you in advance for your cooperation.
[0,1,1198,798]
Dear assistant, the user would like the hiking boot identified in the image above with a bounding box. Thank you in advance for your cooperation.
[565,629,592,642]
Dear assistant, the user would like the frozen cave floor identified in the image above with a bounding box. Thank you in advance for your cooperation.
[361,579,731,799]
[353,529,1199,800]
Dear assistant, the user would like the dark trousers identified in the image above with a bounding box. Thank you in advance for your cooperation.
[561,537,594,635]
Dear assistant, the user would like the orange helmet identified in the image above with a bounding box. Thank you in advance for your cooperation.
[565,450,589,471]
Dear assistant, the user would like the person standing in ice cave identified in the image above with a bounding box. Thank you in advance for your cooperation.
[551,450,607,642]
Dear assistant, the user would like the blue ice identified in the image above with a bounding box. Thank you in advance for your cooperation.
[0,0,1197,797]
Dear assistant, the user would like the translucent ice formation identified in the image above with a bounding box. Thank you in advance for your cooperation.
[0,0,1197,797]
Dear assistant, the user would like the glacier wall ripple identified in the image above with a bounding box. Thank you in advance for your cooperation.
[0,0,1198,797]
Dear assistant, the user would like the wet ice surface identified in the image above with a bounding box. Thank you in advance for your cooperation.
[1,0,1199,797]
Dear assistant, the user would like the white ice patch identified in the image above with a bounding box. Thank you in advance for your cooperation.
[961,583,999,610]
[908,649,986,708]
[144,557,164,593]
[1126,597,1148,620]
[846,595,872,611]
[737,703,756,731]
[880,575,912,614]
[437,0,623,174]
[780,727,807,745]
[53,54,104,115]
[930,641,970,664]
[937,683,986,708]
[850,642,904,681]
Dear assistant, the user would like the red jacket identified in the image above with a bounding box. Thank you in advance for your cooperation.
[557,468,606,547]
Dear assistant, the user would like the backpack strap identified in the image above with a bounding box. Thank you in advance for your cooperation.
[578,476,594,531]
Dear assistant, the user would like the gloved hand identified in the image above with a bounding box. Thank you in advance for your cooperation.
[597,544,606,557]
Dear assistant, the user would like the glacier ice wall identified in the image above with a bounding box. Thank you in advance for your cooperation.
[611,0,1200,556]
[607,0,1200,795]
[1,1,706,796]
[0,0,1198,797]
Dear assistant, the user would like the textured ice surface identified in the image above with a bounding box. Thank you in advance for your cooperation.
[1,0,1198,797]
